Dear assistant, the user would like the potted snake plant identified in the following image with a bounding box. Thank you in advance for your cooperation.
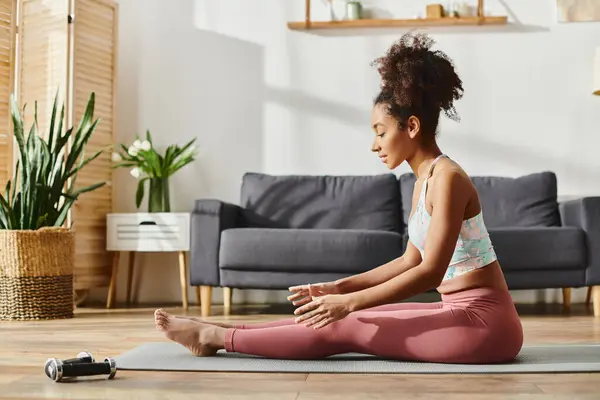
[0,91,105,320]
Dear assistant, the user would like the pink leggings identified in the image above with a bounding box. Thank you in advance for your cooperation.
[224,287,523,364]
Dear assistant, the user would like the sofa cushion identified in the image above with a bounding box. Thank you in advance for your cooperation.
[472,172,561,228]
[398,171,561,229]
[219,228,403,274]
[398,173,418,228]
[240,173,402,232]
[489,227,586,271]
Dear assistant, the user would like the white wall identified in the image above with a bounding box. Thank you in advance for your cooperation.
[87,0,600,308]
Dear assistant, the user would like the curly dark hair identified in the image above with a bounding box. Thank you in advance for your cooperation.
[371,32,464,142]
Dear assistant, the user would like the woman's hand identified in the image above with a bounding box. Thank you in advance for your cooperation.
[287,281,340,306]
[293,294,353,330]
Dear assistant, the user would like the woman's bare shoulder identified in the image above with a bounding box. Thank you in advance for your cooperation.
[429,159,474,207]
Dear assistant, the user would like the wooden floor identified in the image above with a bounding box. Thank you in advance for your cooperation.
[1,302,600,400]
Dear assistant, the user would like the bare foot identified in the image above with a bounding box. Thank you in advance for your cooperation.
[178,316,235,329]
[154,309,223,356]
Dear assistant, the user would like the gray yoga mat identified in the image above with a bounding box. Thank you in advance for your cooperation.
[115,342,600,374]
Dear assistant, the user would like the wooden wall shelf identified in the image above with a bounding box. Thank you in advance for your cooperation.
[288,16,508,30]
[289,0,507,31]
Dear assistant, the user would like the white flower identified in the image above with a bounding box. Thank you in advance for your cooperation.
[128,145,138,156]
[111,152,121,162]
[140,140,151,151]
[130,167,141,179]
[132,139,142,148]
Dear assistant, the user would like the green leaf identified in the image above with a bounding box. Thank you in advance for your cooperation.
[163,145,177,169]
[142,149,162,177]
[72,92,95,148]
[174,138,197,159]
[110,161,138,169]
[0,193,15,229]
[56,102,65,152]
[66,149,103,178]
[36,213,49,228]
[65,119,100,175]
[47,89,59,150]
[167,157,195,176]
[11,161,18,205]
[54,198,74,227]
[4,180,10,207]
[70,181,106,197]
[10,94,27,177]
[136,178,148,208]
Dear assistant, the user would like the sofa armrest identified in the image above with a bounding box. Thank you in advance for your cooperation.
[559,197,600,285]
[190,199,243,286]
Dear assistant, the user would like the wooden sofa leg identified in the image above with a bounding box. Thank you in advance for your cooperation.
[593,286,600,318]
[223,287,233,316]
[201,286,212,317]
[562,288,571,309]
[586,286,592,307]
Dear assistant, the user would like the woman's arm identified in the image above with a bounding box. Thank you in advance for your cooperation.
[334,177,425,294]
[346,170,471,311]
[334,241,422,294]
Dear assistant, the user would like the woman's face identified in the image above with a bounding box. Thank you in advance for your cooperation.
[370,103,419,169]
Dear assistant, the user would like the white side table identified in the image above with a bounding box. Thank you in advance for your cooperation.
[106,212,191,309]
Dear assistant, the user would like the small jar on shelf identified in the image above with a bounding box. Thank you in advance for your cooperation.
[346,1,362,20]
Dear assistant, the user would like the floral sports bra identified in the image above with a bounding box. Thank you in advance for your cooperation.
[407,154,498,281]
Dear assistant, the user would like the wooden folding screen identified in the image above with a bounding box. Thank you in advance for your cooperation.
[18,0,117,294]
[18,0,69,134]
[69,0,117,293]
[0,0,16,193]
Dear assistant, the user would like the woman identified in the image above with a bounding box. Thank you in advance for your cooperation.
[154,32,523,364]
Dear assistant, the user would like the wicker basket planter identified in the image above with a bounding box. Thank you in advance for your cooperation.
[0,227,75,320]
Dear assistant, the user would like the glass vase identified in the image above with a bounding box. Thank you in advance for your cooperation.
[148,177,171,213]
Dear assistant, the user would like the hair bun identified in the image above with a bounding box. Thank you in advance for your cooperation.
[372,32,464,122]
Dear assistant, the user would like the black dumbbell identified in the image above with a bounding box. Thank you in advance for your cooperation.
[44,352,95,377]
[45,357,116,382]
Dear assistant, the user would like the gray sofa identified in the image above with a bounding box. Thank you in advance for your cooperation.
[190,171,600,317]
